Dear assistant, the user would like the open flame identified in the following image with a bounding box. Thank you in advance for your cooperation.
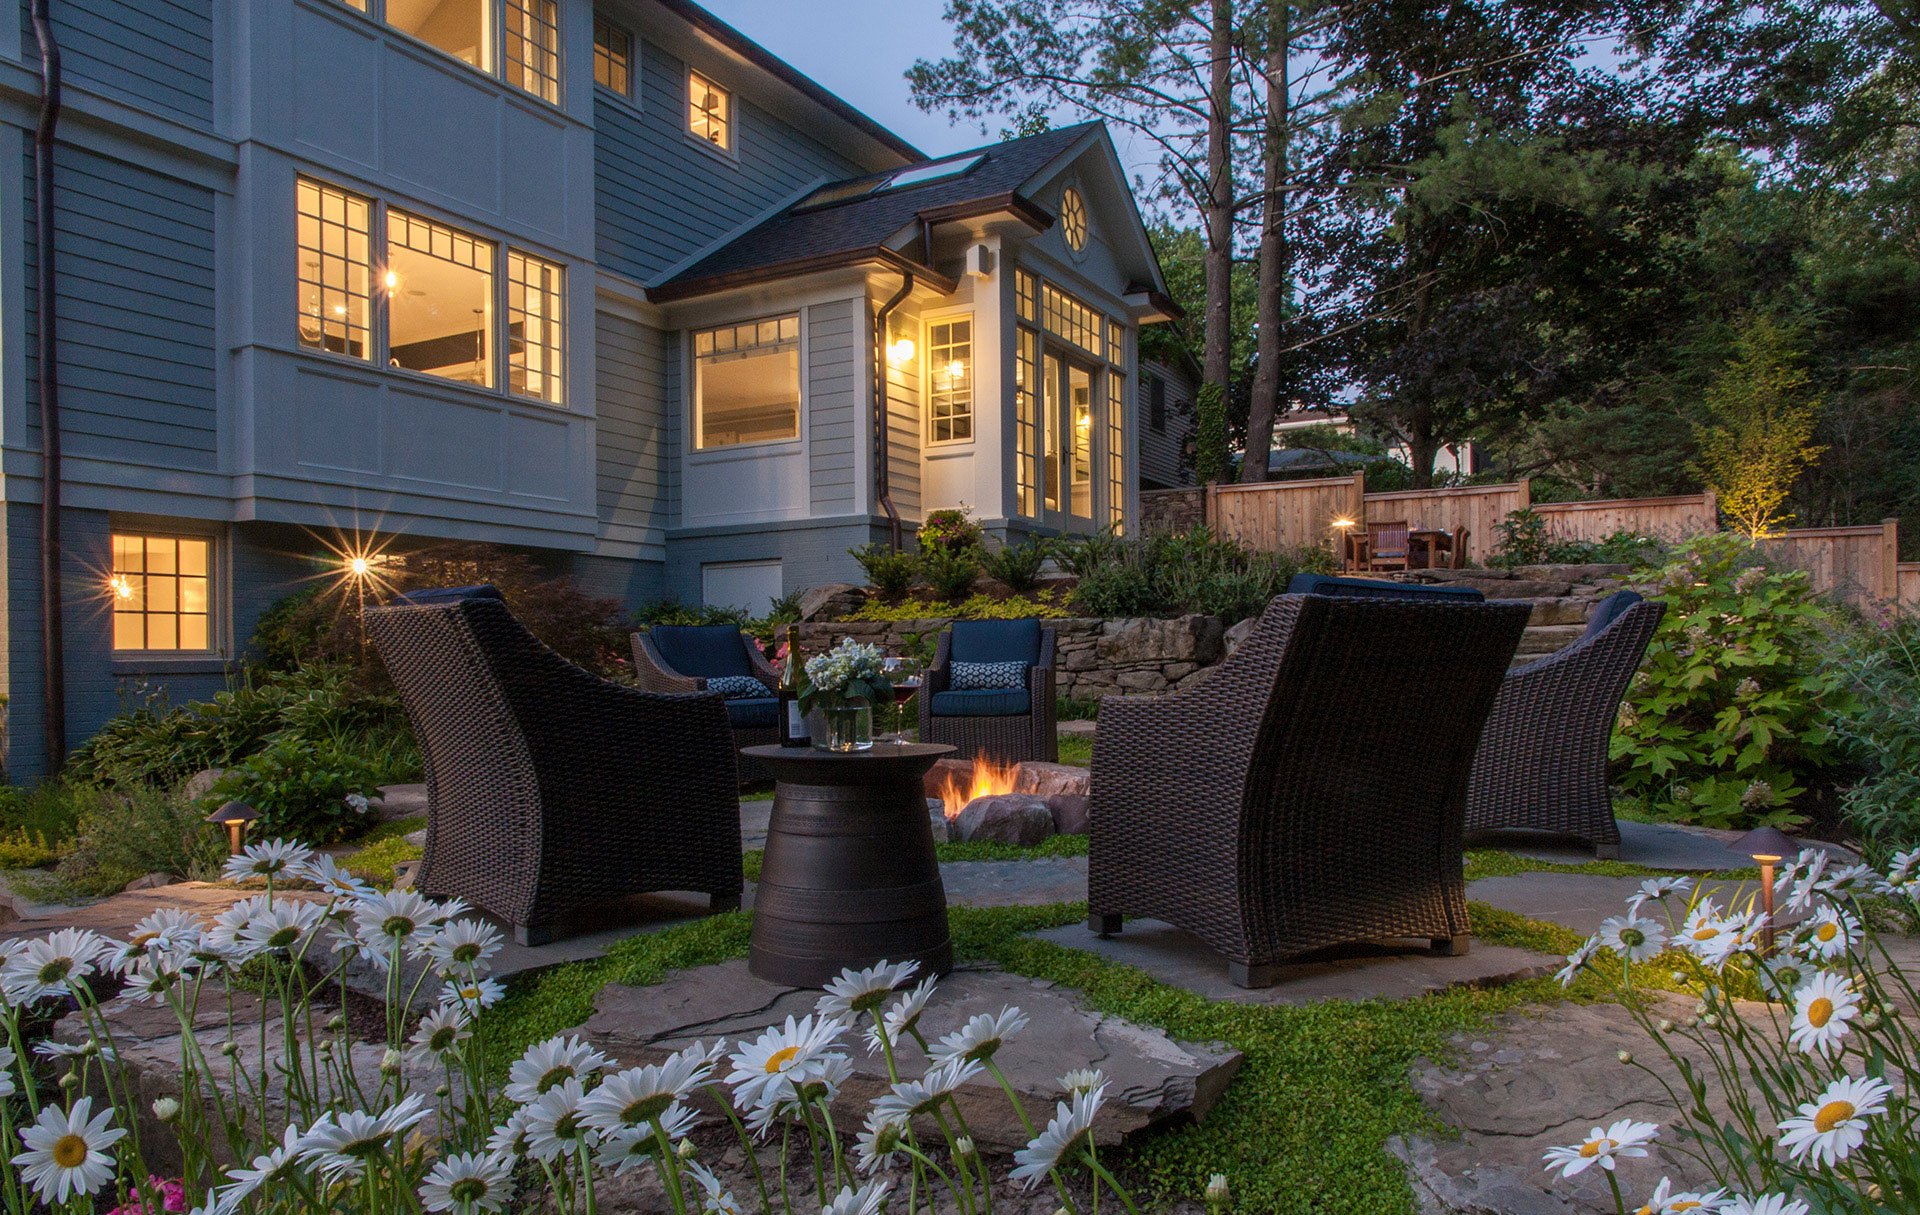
[937,753,1020,821]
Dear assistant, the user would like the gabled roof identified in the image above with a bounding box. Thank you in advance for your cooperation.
[650,123,1103,302]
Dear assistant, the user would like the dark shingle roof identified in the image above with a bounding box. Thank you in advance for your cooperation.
[652,123,1099,300]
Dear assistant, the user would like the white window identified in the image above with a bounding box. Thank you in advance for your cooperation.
[387,0,490,70]
[507,251,565,403]
[111,533,213,653]
[336,0,560,103]
[296,177,372,360]
[503,0,560,103]
[689,70,731,150]
[694,315,800,449]
[594,16,632,95]
[927,317,973,443]
[1060,186,1089,252]
[387,210,496,388]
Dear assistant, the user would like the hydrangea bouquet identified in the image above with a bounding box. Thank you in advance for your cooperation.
[799,638,894,752]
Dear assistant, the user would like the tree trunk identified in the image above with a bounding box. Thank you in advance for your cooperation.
[1240,0,1291,484]
[1202,0,1234,409]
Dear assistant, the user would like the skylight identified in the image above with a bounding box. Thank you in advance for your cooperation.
[881,154,983,192]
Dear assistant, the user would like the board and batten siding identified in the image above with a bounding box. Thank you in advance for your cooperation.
[19,144,218,472]
[808,299,862,516]
[22,0,215,129]
[593,310,672,552]
[592,39,868,283]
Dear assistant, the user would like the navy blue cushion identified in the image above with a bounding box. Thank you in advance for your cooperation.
[1286,574,1485,602]
[949,619,1042,665]
[931,688,1032,718]
[724,697,780,729]
[650,625,755,679]
[1583,590,1644,640]
[397,584,505,605]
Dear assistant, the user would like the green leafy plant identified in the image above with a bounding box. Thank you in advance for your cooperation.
[1833,613,1920,855]
[1610,534,1853,829]
[1692,314,1827,539]
[837,591,1072,623]
[1048,531,1128,577]
[204,734,384,844]
[918,544,981,601]
[918,506,986,555]
[1194,382,1229,484]
[1490,508,1553,567]
[50,783,226,894]
[981,539,1048,592]
[848,542,919,601]
[1064,527,1334,622]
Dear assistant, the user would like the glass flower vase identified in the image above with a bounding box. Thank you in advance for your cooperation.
[816,701,874,752]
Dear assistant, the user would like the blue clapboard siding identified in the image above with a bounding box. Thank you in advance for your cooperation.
[1138,362,1195,490]
[594,310,671,545]
[807,300,860,516]
[20,143,219,472]
[593,39,869,283]
[21,0,215,129]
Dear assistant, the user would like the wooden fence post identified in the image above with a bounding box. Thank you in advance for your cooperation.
[1882,518,1901,601]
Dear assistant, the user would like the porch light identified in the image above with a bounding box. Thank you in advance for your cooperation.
[383,269,401,292]
[207,800,258,857]
[1332,516,1356,530]
[888,337,915,366]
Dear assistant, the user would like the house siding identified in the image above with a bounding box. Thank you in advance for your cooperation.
[593,309,671,551]
[1138,362,1194,490]
[20,144,218,472]
[22,0,215,129]
[807,299,860,516]
[592,39,867,284]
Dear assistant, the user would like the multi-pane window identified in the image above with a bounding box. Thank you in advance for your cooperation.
[334,0,559,104]
[111,534,211,653]
[296,177,372,360]
[927,318,973,443]
[694,315,800,448]
[1015,329,1039,517]
[1060,187,1089,251]
[1015,269,1037,323]
[1042,283,1101,353]
[689,71,731,149]
[1107,319,1125,365]
[1108,370,1126,532]
[508,251,564,403]
[387,211,496,388]
[594,16,632,94]
[503,0,560,102]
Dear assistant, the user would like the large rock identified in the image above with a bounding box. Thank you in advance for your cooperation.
[795,583,869,623]
[179,768,225,804]
[1223,616,1257,654]
[954,794,1056,845]
[1046,794,1090,835]
[1511,563,1632,582]
[1013,761,1090,800]
[579,960,1244,1150]
[922,757,976,802]
[1095,614,1224,666]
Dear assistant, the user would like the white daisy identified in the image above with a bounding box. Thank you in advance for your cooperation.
[1781,851,1828,916]
[424,919,504,976]
[580,1045,719,1135]
[235,901,327,956]
[600,1103,700,1174]
[521,1077,599,1162]
[1676,904,1734,961]
[872,1057,984,1122]
[1881,849,1920,895]
[1060,1067,1106,1096]
[1776,1074,1889,1167]
[1631,1177,1726,1214]
[129,907,206,952]
[0,1048,15,1099]
[821,1179,892,1215]
[1754,955,1811,1002]
[685,1161,744,1215]
[1788,971,1860,1058]
[205,895,275,961]
[865,977,937,1054]
[298,1096,427,1180]
[1793,906,1861,961]
[2,928,112,1004]
[211,1125,304,1214]
[854,1111,909,1173]
[222,838,314,883]
[1636,876,1694,905]
[505,1035,610,1105]
[485,1107,534,1159]
[10,1097,126,1204]
[817,960,920,1019]
[1541,1118,1659,1178]
[1724,1197,1808,1215]
[291,853,374,899]
[33,1039,116,1063]
[1010,1084,1104,1188]
[419,1150,515,1213]
[929,1006,1029,1066]
[352,889,442,953]
[727,1014,848,1110]
[1600,915,1668,963]
[1556,939,1598,988]
[1818,863,1877,898]
[438,976,506,1013]
[409,1004,472,1061]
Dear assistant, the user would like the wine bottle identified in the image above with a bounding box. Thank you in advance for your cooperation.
[778,625,808,747]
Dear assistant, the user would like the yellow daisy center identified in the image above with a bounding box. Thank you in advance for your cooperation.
[1807,997,1835,1028]
[1691,927,1718,941]
[1813,1099,1856,1133]
[1674,1202,1703,1211]
[51,1134,88,1169]
[1816,923,1838,942]
[1578,1137,1614,1158]
[764,1045,801,1074]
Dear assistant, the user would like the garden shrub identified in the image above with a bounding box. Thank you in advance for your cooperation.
[838,592,1071,623]
[1064,527,1333,622]
[631,599,747,628]
[917,507,985,556]
[1833,613,1920,854]
[52,783,226,893]
[0,829,58,870]
[979,540,1047,592]
[848,542,918,601]
[1490,508,1666,568]
[918,545,980,601]
[203,734,384,844]
[1610,533,1853,829]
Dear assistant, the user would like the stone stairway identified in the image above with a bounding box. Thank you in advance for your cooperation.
[1397,563,1637,663]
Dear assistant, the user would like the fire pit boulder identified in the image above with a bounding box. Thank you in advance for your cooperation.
[953,793,1057,845]
[1011,761,1089,800]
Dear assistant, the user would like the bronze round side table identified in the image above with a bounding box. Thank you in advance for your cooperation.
[743,742,955,988]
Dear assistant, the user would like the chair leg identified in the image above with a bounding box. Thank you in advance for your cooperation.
[515,921,555,948]
[1594,843,1621,861]
[1431,934,1470,957]
[1228,961,1280,989]
[1088,913,1122,938]
[710,892,743,914]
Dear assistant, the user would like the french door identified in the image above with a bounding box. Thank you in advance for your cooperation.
[1040,349,1099,530]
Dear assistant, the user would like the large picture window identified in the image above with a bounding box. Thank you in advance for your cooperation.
[694,316,800,449]
[334,0,560,103]
[296,178,372,360]
[387,211,495,387]
[927,317,973,443]
[111,534,212,653]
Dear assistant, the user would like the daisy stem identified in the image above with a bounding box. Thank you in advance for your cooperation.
[929,1107,976,1215]
[1083,1148,1139,1215]
[1603,1167,1626,1215]
[706,1083,773,1213]
[983,1060,1036,1139]
[810,1095,849,1192]
[873,1016,901,1086]
[651,1120,687,1214]
[575,1139,598,1215]
[900,1141,965,1198]
[943,1098,990,1215]
[780,1121,794,1215]
[795,1098,829,1205]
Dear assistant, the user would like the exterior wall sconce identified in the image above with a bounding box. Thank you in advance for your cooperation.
[207,800,258,856]
[887,337,915,367]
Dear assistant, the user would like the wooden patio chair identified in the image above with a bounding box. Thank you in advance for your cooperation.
[1365,521,1410,572]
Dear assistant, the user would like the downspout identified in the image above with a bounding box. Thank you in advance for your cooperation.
[30,0,66,771]
[873,272,913,552]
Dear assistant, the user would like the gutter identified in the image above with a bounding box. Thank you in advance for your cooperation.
[873,273,913,553]
[648,246,953,304]
[30,0,64,772]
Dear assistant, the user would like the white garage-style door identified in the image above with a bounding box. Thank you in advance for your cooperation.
[702,559,783,616]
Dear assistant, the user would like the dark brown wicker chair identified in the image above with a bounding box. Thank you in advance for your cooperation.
[367,588,743,946]
[917,619,1058,764]
[1466,592,1666,859]
[631,626,782,784]
[1087,593,1530,987]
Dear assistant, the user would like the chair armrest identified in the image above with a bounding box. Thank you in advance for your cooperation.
[746,635,781,692]
[923,632,954,696]
[630,632,703,695]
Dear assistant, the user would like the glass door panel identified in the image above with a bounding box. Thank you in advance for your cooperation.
[1069,365,1093,519]
[1042,354,1062,512]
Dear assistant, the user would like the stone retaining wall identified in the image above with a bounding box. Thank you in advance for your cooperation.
[1140,487,1207,534]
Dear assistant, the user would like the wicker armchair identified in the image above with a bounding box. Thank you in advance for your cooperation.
[1087,593,1530,988]
[1466,591,1666,859]
[918,619,1058,764]
[367,588,743,946]
[631,625,783,783]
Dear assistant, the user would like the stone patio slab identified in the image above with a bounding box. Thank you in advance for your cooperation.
[1030,919,1557,1005]
[1469,873,1761,939]
[578,958,1242,1151]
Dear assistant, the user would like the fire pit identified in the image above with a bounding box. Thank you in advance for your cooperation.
[924,755,1091,844]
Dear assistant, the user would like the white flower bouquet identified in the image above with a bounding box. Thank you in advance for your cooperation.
[799,638,893,715]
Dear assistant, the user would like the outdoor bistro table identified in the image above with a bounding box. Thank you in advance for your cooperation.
[743,742,957,988]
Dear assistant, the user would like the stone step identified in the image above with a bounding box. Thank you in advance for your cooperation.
[1517,624,1586,655]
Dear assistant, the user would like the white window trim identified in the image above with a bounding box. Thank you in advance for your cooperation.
[323,0,563,108]
[108,527,224,661]
[688,312,806,455]
[1059,182,1091,260]
[592,15,639,107]
[684,65,740,163]
[922,310,976,449]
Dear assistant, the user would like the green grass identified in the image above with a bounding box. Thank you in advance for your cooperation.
[341,835,423,888]
[741,834,1089,881]
[1462,848,1757,883]
[352,815,426,845]
[1057,733,1092,768]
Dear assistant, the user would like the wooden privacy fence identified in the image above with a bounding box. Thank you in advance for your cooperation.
[1760,519,1902,610]
[1533,491,1719,545]
[1207,474,1366,555]
[1361,483,1530,566]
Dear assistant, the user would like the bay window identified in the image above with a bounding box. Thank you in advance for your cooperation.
[297,179,372,360]
[387,211,495,387]
[694,316,800,449]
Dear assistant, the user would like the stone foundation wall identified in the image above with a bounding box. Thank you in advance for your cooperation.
[1140,487,1206,534]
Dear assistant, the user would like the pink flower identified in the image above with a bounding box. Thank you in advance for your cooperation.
[108,1177,187,1215]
